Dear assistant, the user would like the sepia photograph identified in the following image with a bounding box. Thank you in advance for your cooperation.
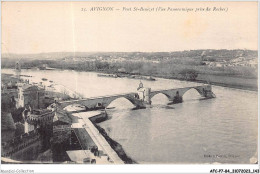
[0,1,259,172]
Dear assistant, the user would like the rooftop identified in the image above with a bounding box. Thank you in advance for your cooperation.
[19,84,44,91]
[31,109,53,116]
[53,110,71,124]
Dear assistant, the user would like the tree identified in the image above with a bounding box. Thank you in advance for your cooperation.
[179,69,198,81]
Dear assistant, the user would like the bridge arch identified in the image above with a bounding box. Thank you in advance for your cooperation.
[150,92,172,100]
[181,87,204,98]
[105,96,137,108]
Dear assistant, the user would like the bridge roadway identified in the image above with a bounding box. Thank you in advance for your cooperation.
[57,84,215,109]
[72,112,124,164]
[59,92,144,109]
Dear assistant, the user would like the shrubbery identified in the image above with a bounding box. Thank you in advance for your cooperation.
[179,69,199,81]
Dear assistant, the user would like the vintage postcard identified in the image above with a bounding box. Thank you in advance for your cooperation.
[1,1,258,173]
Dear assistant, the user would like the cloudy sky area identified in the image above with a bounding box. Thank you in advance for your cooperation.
[2,2,258,54]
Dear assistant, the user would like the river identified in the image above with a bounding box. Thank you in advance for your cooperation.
[2,69,258,164]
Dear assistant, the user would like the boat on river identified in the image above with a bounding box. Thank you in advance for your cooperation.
[98,73,156,81]
[97,74,118,78]
[129,75,156,81]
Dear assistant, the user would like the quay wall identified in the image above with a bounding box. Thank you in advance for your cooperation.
[87,111,135,164]
[88,111,108,123]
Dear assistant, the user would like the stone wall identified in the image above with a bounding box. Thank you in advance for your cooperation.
[1,130,42,161]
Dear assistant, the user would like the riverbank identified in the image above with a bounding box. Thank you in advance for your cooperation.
[87,69,258,91]
[3,67,258,91]
[41,67,257,91]
[2,49,257,91]
[71,111,135,164]
[91,121,137,164]
[151,73,258,91]
[89,112,136,164]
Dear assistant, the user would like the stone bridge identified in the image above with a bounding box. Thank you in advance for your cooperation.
[150,85,214,103]
[57,84,215,110]
[57,92,145,110]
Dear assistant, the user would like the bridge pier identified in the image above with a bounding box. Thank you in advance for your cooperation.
[200,85,216,98]
[132,99,146,109]
[170,91,183,104]
[137,87,152,105]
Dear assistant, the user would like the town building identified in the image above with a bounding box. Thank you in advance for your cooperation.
[23,108,54,133]
[16,84,45,109]
[52,109,72,144]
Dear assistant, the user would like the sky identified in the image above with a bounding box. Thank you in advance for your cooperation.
[1,1,258,54]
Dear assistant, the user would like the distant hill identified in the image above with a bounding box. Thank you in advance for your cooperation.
[1,49,257,61]
[1,52,94,60]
